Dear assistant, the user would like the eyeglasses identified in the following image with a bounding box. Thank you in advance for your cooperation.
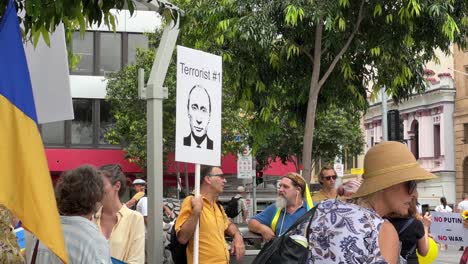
[322,175,337,181]
[406,180,417,194]
[208,173,226,179]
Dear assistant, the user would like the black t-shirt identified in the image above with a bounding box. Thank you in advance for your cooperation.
[389,217,425,264]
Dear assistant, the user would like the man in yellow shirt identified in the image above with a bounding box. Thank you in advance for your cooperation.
[311,166,338,203]
[175,165,245,264]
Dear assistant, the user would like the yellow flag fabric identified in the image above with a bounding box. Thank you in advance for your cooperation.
[0,0,68,262]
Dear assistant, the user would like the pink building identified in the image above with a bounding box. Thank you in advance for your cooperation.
[364,77,456,207]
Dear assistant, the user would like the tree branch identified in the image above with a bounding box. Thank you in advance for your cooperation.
[318,0,365,88]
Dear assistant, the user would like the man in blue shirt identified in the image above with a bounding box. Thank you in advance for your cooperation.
[248,172,313,241]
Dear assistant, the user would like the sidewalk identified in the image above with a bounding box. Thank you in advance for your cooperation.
[436,245,464,263]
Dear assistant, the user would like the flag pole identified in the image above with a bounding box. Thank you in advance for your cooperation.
[193,163,200,264]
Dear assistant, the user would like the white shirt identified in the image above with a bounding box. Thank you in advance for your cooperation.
[458,200,468,212]
[435,204,453,213]
[136,197,148,217]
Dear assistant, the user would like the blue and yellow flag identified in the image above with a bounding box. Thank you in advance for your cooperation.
[0,0,68,263]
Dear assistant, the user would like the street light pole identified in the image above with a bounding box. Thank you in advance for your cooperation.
[137,1,181,261]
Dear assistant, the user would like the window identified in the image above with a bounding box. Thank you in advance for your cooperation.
[128,34,149,65]
[41,121,65,145]
[434,124,440,158]
[71,99,94,145]
[464,123,468,144]
[99,100,116,144]
[71,32,94,74]
[99,33,122,75]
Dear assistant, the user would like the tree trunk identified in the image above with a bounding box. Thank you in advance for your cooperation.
[302,82,320,182]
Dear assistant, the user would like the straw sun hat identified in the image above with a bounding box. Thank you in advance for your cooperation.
[353,141,436,198]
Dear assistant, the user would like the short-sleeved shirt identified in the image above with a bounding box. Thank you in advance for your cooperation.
[175,196,229,264]
[434,205,453,213]
[136,197,147,217]
[389,217,424,264]
[94,205,145,264]
[28,216,111,264]
[458,200,468,212]
[252,202,308,236]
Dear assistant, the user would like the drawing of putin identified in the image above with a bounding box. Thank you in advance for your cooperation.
[183,85,213,149]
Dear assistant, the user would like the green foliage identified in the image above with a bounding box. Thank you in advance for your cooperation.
[171,0,466,180]
[0,0,135,42]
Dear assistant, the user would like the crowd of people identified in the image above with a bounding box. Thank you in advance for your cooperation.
[1,141,468,264]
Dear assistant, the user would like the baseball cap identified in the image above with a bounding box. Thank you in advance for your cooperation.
[132,179,146,185]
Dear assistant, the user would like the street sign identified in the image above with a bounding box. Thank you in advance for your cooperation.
[351,168,364,175]
[237,154,253,179]
[175,46,222,166]
[334,163,344,177]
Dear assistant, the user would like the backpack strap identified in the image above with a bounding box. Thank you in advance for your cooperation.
[270,208,282,233]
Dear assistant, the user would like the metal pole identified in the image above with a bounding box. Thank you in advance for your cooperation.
[381,87,388,141]
[176,162,181,200]
[184,163,189,194]
[145,19,180,264]
[252,158,257,215]
[193,164,201,264]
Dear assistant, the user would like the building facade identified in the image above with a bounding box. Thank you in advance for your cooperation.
[453,44,468,201]
[364,71,456,207]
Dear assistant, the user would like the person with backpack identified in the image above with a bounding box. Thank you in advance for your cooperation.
[175,165,245,264]
[226,186,248,224]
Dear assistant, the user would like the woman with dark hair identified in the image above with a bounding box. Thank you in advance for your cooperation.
[27,165,110,263]
[434,196,452,251]
[389,193,432,263]
[94,164,145,264]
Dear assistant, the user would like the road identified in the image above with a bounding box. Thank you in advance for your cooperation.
[436,245,464,263]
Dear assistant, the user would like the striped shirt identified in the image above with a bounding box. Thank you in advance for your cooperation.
[28,216,111,264]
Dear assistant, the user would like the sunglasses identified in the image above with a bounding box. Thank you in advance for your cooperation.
[208,173,226,179]
[322,175,337,181]
[406,180,417,194]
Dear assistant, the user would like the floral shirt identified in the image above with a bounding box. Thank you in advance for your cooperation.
[295,200,387,264]
[0,205,24,264]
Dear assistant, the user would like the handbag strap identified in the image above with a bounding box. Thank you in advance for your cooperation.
[283,206,317,236]
[398,218,415,235]
[30,239,39,264]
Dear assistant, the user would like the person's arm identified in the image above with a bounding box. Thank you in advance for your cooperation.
[417,213,432,256]
[126,192,145,208]
[225,221,245,261]
[248,219,275,242]
[378,220,399,264]
[176,196,203,244]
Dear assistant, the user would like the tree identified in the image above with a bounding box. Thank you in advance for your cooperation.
[173,0,467,182]
[105,33,249,168]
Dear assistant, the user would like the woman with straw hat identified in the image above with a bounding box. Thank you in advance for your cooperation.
[293,141,436,264]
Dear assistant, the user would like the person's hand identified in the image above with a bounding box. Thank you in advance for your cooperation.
[260,225,276,242]
[231,232,245,261]
[191,196,203,214]
[337,179,362,197]
[421,212,432,229]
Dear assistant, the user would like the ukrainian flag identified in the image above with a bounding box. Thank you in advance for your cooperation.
[0,0,68,263]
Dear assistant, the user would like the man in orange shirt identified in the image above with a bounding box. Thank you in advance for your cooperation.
[175,165,245,264]
[311,166,338,203]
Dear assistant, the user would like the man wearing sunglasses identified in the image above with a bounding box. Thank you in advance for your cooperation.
[175,165,245,264]
[311,166,338,203]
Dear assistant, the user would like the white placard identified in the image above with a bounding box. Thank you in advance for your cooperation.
[334,163,344,177]
[430,212,468,246]
[237,154,253,179]
[175,46,222,166]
